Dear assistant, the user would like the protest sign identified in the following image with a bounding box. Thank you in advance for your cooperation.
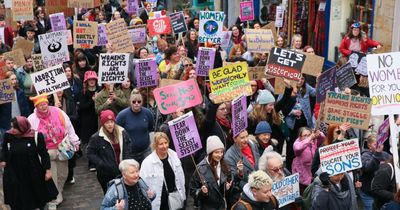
[355,57,367,76]
[46,0,74,17]
[316,66,337,103]
[68,0,97,8]
[335,63,357,91]
[323,91,371,130]
[245,29,274,53]
[98,23,108,46]
[248,66,272,80]
[262,21,278,42]
[272,173,300,208]
[73,21,98,49]
[12,0,33,21]
[266,47,306,81]
[319,138,362,176]
[274,78,297,94]
[98,53,129,84]
[220,31,232,51]
[127,0,138,15]
[377,118,390,146]
[169,12,188,34]
[3,49,25,67]
[0,79,15,104]
[159,79,181,87]
[209,62,252,103]
[39,30,69,68]
[195,47,216,76]
[239,1,254,21]
[128,26,147,44]
[168,111,202,158]
[147,17,171,36]
[31,54,45,72]
[198,11,224,44]
[49,13,66,32]
[231,95,248,137]
[153,79,203,115]
[14,38,34,57]
[135,58,158,88]
[30,64,70,95]
[4,0,11,8]
[301,53,324,76]
[275,6,284,27]
[106,19,133,53]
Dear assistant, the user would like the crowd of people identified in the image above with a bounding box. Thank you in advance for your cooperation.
[0,0,399,210]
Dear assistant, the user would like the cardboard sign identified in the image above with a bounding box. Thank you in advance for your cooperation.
[195,47,216,77]
[3,49,25,67]
[127,0,138,15]
[73,21,98,49]
[209,62,252,103]
[335,63,357,91]
[245,29,274,53]
[106,19,133,53]
[12,0,33,21]
[128,26,146,44]
[248,66,268,80]
[68,0,96,8]
[39,30,69,68]
[98,23,108,46]
[153,79,203,115]
[274,78,297,95]
[135,58,158,88]
[231,95,248,137]
[46,0,74,17]
[169,12,188,34]
[319,139,362,176]
[262,21,278,42]
[98,53,129,84]
[14,38,34,57]
[198,11,225,44]
[31,54,45,71]
[49,13,67,32]
[0,79,15,104]
[316,66,337,103]
[147,17,171,36]
[275,6,284,28]
[301,53,324,76]
[377,118,390,146]
[30,64,70,95]
[220,31,232,51]
[272,173,300,208]
[168,111,202,158]
[239,1,254,21]
[266,47,306,81]
[323,91,371,130]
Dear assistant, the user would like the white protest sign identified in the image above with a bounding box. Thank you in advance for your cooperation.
[275,6,284,28]
[38,30,69,68]
[30,64,70,95]
[355,56,367,76]
[98,53,129,84]
[272,173,300,208]
[198,11,224,44]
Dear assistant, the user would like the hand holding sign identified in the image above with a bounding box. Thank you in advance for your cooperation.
[237,158,244,174]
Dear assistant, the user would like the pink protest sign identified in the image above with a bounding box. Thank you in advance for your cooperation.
[377,118,390,145]
[49,12,66,31]
[240,1,254,22]
[153,79,203,115]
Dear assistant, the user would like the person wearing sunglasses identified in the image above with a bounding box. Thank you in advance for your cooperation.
[339,22,381,57]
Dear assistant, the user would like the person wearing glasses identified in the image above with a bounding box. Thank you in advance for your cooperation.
[116,90,154,164]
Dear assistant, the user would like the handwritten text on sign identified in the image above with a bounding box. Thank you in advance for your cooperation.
[30,64,70,95]
[231,95,248,137]
[245,29,275,53]
[266,47,305,81]
[39,30,69,68]
[198,11,224,44]
[99,53,129,84]
[106,19,133,53]
[73,20,98,49]
[272,173,300,208]
[12,0,33,21]
[195,47,216,76]
[319,138,362,176]
[0,79,15,104]
[135,59,158,88]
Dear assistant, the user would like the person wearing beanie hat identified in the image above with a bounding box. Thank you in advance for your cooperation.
[30,93,49,107]
[253,121,278,155]
[206,135,225,155]
[256,89,275,105]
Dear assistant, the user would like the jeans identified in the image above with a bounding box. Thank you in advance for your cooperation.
[360,190,374,210]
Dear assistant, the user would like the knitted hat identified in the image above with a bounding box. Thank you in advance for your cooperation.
[84,71,98,83]
[100,110,115,125]
[206,136,225,155]
[29,94,49,107]
[256,90,275,105]
[255,121,272,135]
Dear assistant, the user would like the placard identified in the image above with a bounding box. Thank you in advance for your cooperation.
[73,20,98,49]
[245,29,274,53]
[198,11,224,44]
[231,95,247,137]
[266,47,306,81]
[220,31,232,51]
[147,16,171,36]
[98,23,108,46]
[135,58,158,88]
[319,138,362,176]
[39,30,69,68]
[248,67,267,80]
[153,79,203,115]
[323,91,371,130]
[272,173,300,208]
[49,13,67,32]
[169,12,187,34]
[275,6,284,28]
[301,53,324,76]
[262,21,278,42]
[355,57,367,76]
[377,118,390,146]
[68,0,95,8]
[98,53,129,84]
[239,1,254,22]
[195,47,216,76]
[46,0,74,17]
[3,49,25,67]
[106,19,133,53]
[0,79,15,104]
[168,111,202,158]
[159,79,181,87]
[127,0,138,15]
[316,66,337,103]
[30,64,70,95]
[128,26,146,44]
[274,78,297,95]
[31,54,45,71]
[12,0,33,21]
[335,63,357,91]
[14,38,34,57]
[209,62,252,103]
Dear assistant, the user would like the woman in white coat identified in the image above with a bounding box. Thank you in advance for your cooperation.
[140,132,186,210]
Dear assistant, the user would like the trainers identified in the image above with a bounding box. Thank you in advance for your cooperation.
[48,203,57,210]
[69,177,75,184]
[89,168,96,172]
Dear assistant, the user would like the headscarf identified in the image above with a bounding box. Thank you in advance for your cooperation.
[6,116,35,138]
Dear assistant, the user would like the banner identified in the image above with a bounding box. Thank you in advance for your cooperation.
[169,12,188,34]
[135,58,158,88]
[31,54,45,71]
[335,63,356,91]
[14,38,34,57]
[46,0,74,17]
[316,66,337,103]
[168,111,202,158]
[128,26,147,44]
[49,13,66,32]
[275,6,284,28]
[30,64,70,95]
[198,11,224,44]
[98,53,129,84]
[319,138,362,176]
[3,48,26,67]
[147,16,171,36]
[127,0,138,15]
[231,95,247,137]
[323,91,372,130]
[153,79,203,115]
[106,19,133,53]
[209,62,252,103]
[0,79,15,104]
[73,20,98,49]
[266,47,306,81]
[377,118,390,146]
[272,173,300,208]
[12,0,33,21]
[195,47,216,76]
[245,29,274,53]
[39,30,69,68]
[98,23,108,46]
[239,1,254,21]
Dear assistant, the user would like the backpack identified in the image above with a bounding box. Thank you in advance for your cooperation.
[301,182,316,210]
[231,195,278,210]
[107,178,124,200]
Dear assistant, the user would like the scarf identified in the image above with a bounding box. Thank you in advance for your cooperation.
[36,106,65,147]
[6,116,35,138]
[216,116,231,129]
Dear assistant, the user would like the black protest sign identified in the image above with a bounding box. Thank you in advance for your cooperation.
[336,63,357,91]
[169,12,187,34]
[316,66,337,103]
[266,47,306,81]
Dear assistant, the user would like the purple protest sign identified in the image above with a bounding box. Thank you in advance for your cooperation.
[231,95,248,137]
[168,111,202,158]
[195,47,216,76]
[135,58,158,88]
[128,26,146,44]
[377,118,390,145]
[127,0,138,15]
[49,13,66,32]
[98,23,108,46]
[316,66,337,103]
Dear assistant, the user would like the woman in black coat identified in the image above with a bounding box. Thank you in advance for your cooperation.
[0,116,57,210]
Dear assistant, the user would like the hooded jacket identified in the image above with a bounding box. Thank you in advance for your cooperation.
[232,183,278,210]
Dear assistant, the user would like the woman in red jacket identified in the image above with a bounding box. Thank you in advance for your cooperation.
[339,22,381,57]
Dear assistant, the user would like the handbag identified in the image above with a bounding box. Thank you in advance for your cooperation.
[163,179,183,210]
[57,135,76,161]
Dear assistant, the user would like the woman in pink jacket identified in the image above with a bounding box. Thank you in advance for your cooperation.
[292,127,325,193]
